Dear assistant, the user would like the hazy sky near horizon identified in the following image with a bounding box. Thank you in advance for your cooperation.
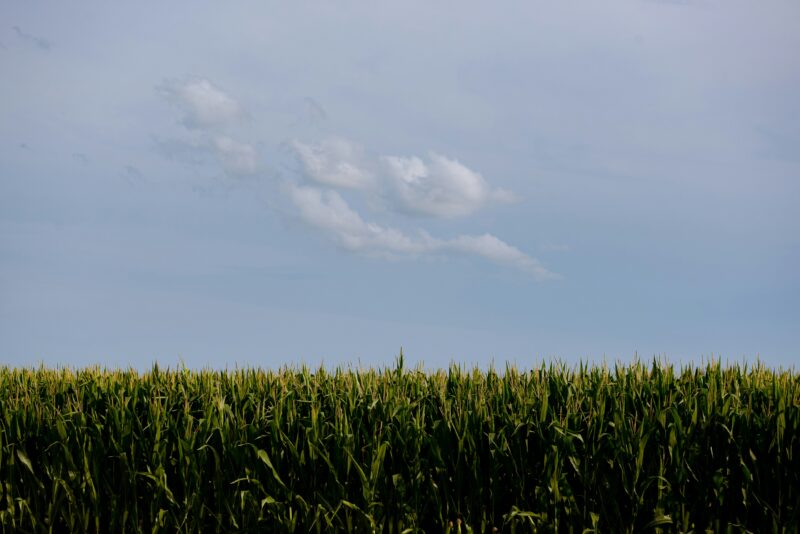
[1,1,798,369]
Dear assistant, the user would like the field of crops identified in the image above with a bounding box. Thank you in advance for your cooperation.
[1,357,798,532]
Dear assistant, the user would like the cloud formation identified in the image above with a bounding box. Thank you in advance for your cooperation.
[157,78,257,177]
[158,78,243,130]
[291,137,517,218]
[383,152,516,218]
[289,184,559,279]
[290,186,429,255]
[292,138,373,189]
[153,82,555,278]
[444,234,556,279]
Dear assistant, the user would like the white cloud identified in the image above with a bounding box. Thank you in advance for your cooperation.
[290,138,519,218]
[289,185,429,255]
[159,78,243,129]
[445,234,558,280]
[292,138,373,189]
[382,152,493,218]
[289,185,559,279]
[213,136,257,175]
[156,78,257,177]
[154,79,549,275]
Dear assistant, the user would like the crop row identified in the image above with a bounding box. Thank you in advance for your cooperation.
[1,358,798,532]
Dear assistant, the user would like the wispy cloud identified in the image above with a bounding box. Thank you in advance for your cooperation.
[290,137,518,218]
[289,185,431,255]
[291,138,373,189]
[157,133,258,177]
[158,78,244,130]
[382,152,517,218]
[444,234,557,279]
[289,184,559,279]
[157,78,258,177]
[12,26,52,51]
[154,81,556,279]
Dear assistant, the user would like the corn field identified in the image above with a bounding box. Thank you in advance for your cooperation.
[1,358,798,532]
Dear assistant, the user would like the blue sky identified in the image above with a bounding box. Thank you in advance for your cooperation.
[1,1,798,369]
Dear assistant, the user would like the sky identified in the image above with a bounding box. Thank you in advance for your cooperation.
[1,1,798,370]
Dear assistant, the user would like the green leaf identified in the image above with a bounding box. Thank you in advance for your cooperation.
[257,448,288,491]
[15,449,34,476]
[642,515,673,529]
